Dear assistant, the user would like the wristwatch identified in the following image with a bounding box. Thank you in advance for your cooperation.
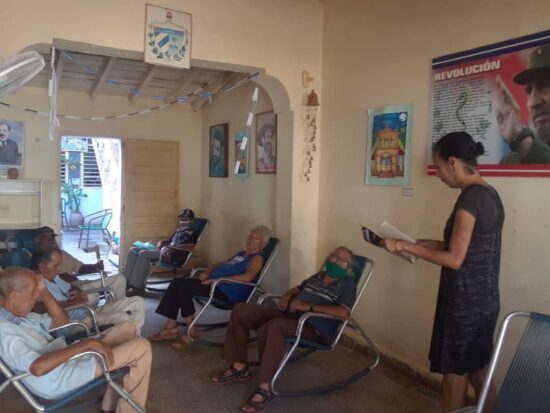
[510,127,534,152]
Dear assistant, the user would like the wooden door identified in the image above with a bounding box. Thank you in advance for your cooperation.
[121,139,179,267]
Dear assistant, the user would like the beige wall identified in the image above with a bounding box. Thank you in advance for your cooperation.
[319,0,550,376]
[0,87,202,231]
[0,0,325,283]
[200,83,284,290]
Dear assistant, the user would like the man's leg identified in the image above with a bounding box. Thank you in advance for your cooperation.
[222,303,285,365]
[127,250,160,289]
[100,322,137,345]
[96,337,152,413]
[256,317,321,384]
[95,297,146,333]
[79,273,127,305]
[123,248,140,282]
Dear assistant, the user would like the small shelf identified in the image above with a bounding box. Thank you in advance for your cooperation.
[0,179,43,226]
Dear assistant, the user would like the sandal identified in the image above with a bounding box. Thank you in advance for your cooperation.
[240,387,275,412]
[171,329,200,350]
[149,327,178,342]
[211,364,251,384]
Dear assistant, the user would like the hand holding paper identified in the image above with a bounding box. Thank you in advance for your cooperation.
[361,221,417,263]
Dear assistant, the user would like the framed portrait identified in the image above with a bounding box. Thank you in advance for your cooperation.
[365,104,413,186]
[0,119,24,172]
[145,4,192,69]
[234,130,250,178]
[255,111,277,174]
[209,124,228,177]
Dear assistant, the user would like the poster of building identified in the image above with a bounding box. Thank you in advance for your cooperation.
[429,30,550,177]
[365,104,413,186]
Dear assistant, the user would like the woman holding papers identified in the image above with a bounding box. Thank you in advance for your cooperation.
[383,132,504,412]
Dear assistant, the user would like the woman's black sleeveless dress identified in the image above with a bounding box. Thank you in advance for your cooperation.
[429,184,505,374]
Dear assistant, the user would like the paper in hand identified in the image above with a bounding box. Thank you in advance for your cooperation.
[361,226,384,247]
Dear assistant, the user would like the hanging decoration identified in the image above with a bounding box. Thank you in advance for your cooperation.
[301,88,320,182]
[233,86,259,178]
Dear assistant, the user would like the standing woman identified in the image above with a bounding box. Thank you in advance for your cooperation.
[383,132,504,412]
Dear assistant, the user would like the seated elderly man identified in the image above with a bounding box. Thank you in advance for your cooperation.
[33,226,126,303]
[0,267,151,413]
[124,208,198,297]
[32,247,145,333]
[211,246,356,413]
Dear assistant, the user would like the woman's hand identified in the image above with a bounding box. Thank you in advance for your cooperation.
[201,278,214,286]
[198,270,210,282]
[383,237,404,253]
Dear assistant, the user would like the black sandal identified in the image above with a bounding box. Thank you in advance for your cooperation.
[240,387,275,412]
[211,364,251,384]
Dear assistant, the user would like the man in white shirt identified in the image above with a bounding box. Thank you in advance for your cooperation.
[0,266,151,413]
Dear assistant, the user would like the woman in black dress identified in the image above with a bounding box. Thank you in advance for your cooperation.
[383,132,504,412]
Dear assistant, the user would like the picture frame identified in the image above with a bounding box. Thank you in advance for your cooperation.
[234,130,249,178]
[365,104,413,186]
[255,111,277,174]
[144,3,192,69]
[209,123,228,177]
[0,119,25,173]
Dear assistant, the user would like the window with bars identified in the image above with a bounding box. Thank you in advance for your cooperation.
[60,139,102,188]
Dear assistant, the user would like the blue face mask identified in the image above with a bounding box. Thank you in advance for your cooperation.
[325,260,348,280]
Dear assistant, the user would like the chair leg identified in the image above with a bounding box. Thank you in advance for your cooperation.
[85,227,90,249]
[78,229,83,248]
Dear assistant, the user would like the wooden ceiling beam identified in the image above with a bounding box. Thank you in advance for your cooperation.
[164,67,199,103]
[191,71,239,112]
[89,56,117,100]
[129,64,157,104]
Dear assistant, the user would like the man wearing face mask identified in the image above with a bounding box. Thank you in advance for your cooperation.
[212,246,356,413]
[125,209,198,297]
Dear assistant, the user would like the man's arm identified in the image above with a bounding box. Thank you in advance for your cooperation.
[36,275,68,329]
[30,339,113,376]
[289,300,351,319]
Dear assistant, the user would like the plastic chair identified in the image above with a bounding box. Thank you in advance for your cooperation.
[145,218,209,292]
[452,311,550,413]
[184,237,280,347]
[257,254,380,396]
[78,209,113,249]
[0,321,145,413]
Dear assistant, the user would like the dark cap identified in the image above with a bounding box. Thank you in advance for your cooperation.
[34,226,58,238]
[178,208,195,219]
[513,43,550,85]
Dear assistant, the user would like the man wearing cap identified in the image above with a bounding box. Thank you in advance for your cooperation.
[125,209,198,297]
[32,227,127,305]
[495,43,550,164]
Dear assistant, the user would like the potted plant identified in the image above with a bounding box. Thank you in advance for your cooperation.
[61,183,88,228]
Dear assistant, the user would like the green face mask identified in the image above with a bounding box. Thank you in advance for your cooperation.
[325,260,348,280]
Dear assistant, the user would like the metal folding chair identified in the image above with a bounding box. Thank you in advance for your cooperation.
[145,218,209,292]
[78,209,113,249]
[0,322,145,413]
[452,311,550,413]
[257,254,380,397]
[184,237,280,347]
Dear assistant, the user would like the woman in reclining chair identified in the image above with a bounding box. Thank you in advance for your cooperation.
[150,225,271,350]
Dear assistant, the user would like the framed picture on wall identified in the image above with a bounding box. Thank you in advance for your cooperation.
[144,4,192,69]
[209,123,228,177]
[255,111,277,174]
[0,119,24,173]
[234,130,249,178]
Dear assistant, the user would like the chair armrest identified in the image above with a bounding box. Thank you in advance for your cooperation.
[294,311,350,340]
[65,304,100,334]
[190,267,206,278]
[209,278,257,298]
[258,293,282,306]
[48,321,91,337]
[162,245,193,253]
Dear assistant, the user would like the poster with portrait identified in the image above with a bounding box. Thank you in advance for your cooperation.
[145,4,192,69]
[365,104,413,186]
[234,130,249,178]
[209,124,228,177]
[430,30,550,177]
[0,119,24,172]
[255,111,277,174]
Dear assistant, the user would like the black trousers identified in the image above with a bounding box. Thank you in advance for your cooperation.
[155,277,228,320]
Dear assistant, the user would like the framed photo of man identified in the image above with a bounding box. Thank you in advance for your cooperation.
[209,123,228,177]
[0,119,24,172]
[256,111,277,174]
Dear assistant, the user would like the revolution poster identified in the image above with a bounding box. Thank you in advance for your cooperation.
[429,30,550,177]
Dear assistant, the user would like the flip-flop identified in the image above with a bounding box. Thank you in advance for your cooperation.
[171,329,200,350]
[148,327,178,342]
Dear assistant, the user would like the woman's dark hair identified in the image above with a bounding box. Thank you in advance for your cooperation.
[31,246,62,271]
[433,132,485,168]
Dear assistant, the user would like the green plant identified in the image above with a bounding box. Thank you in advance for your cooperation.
[61,183,87,213]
